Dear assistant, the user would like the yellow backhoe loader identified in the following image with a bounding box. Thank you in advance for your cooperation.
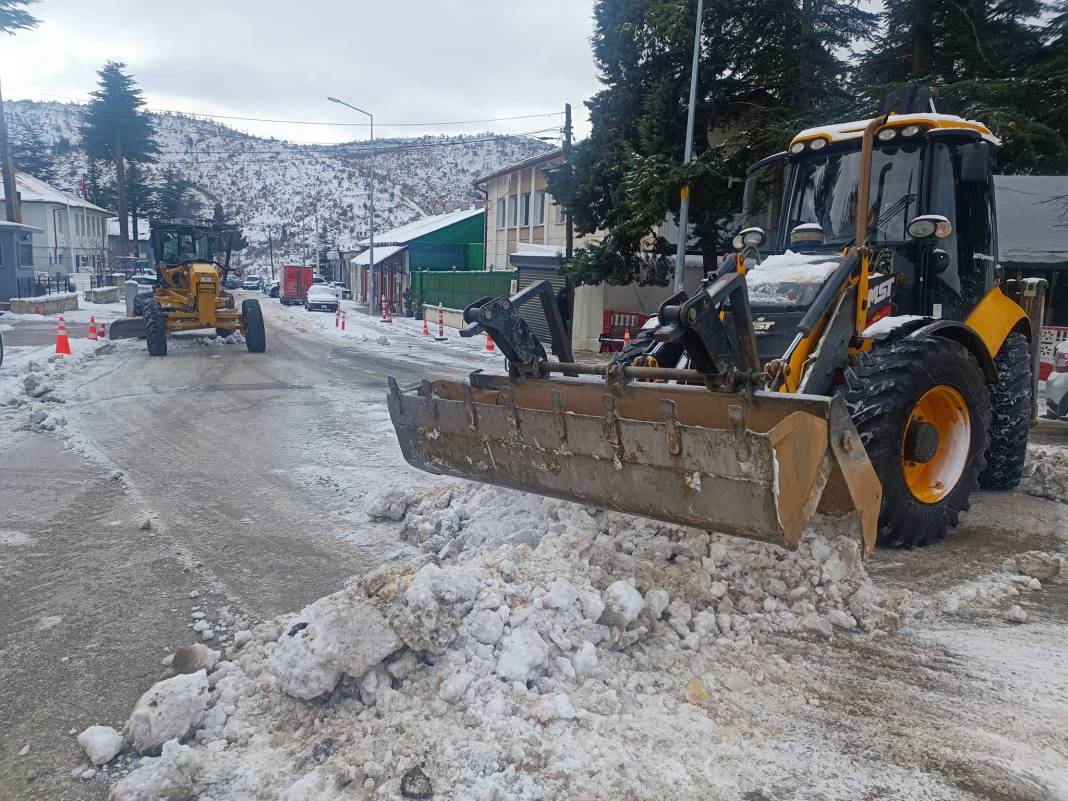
[109,218,266,357]
[386,86,1042,555]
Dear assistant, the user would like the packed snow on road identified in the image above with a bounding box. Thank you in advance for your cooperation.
[1,304,1066,801]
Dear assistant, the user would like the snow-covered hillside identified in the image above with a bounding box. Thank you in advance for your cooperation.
[6,100,552,266]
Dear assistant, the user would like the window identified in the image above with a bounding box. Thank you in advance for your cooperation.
[534,191,546,225]
[520,193,531,226]
[496,198,506,229]
[788,144,923,246]
[77,214,85,237]
[507,195,518,227]
[56,214,65,234]
[19,234,33,268]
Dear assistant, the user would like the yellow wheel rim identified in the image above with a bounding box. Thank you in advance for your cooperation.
[902,385,971,504]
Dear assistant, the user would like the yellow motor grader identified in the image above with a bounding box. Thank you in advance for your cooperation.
[386,86,1042,554]
[109,218,266,357]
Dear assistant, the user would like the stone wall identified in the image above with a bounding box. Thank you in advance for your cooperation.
[9,293,80,315]
[84,286,120,304]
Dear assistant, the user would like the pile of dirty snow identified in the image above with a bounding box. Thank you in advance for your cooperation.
[1023,445,1068,503]
[92,481,929,800]
[0,343,115,434]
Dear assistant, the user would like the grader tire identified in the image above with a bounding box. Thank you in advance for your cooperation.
[243,299,266,353]
[843,337,990,547]
[979,333,1031,489]
[143,298,168,357]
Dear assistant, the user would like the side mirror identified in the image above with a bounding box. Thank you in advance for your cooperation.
[960,142,990,186]
[732,226,766,251]
[907,215,953,240]
[742,176,757,213]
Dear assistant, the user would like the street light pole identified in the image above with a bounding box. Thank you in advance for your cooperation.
[328,96,376,314]
[674,0,704,293]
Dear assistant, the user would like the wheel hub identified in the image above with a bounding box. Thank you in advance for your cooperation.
[901,385,971,504]
[904,419,940,463]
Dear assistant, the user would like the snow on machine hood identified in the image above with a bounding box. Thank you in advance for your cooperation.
[745,250,841,308]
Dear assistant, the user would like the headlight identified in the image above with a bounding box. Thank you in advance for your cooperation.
[789,141,806,154]
[900,124,922,137]
[877,128,898,142]
[809,137,827,151]
[906,214,953,239]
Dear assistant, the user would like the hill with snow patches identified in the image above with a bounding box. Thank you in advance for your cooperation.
[6,100,552,266]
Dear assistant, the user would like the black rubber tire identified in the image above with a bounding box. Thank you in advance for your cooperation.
[143,298,168,357]
[243,299,266,353]
[132,294,146,317]
[979,333,1031,489]
[611,327,657,367]
[842,336,990,547]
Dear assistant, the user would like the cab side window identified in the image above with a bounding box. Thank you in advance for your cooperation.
[928,143,962,318]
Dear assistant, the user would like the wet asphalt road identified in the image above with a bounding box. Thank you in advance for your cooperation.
[0,296,463,800]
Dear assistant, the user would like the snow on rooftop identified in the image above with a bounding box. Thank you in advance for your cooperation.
[106,217,151,240]
[358,207,483,247]
[353,245,407,266]
[512,243,564,257]
[0,170,109,213]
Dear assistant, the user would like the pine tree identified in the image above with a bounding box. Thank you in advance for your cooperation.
[547,0,874,287]
[80,62,158,255]
[211,200,249,253]
[124,162,155,249]
[85,160,115,210]
[0,0,38,33]
[10,120,56,182]
[155,169,198,219]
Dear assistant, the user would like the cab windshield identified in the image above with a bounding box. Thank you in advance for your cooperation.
[787,144,923,246]
[160,230,213,265]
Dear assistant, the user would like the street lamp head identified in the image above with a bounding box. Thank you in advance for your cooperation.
[327,96,341,104]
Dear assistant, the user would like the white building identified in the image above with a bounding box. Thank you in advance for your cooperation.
[0,171,111,274]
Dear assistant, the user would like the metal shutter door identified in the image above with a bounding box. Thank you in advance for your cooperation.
[515,263,565,343]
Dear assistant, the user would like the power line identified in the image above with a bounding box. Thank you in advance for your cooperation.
[3,87,563,129]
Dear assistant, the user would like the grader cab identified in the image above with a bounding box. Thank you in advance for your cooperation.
[109,219,266,357]
[387,86,1042,554]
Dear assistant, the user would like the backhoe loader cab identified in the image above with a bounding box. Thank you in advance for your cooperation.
[386,87,1037,554]
[109,219,266,357]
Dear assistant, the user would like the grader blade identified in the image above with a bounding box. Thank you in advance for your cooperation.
[387,375,880,554]
[106,317,147,340]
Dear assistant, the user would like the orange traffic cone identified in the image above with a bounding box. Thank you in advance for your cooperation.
[87,315,98,342]
[55,316,72,355]
[422,318,430,336]
[486,334,494,352]
[341,311,347,331]
[623,328,631,348]
[100,322,107,340]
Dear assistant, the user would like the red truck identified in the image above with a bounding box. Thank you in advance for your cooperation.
[280,265,314,306]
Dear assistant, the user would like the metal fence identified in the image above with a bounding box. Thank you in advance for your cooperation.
[16,273,75,299]
[411,270,516,316]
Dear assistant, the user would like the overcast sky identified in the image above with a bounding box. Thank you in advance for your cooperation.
[1,0,603,144]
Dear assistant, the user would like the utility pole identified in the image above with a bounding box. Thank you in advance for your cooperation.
[563,103,573,261]
[674,0,704,293]
[0,79,21,223]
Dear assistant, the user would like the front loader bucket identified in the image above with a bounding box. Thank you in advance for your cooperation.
[387,375,880,554]
[107,317,147,340]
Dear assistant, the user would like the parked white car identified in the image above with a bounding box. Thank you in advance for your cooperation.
[1045,341,1068,418]
[305,284,340,313]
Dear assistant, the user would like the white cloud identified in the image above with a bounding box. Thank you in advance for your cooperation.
[0,0,602,142]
